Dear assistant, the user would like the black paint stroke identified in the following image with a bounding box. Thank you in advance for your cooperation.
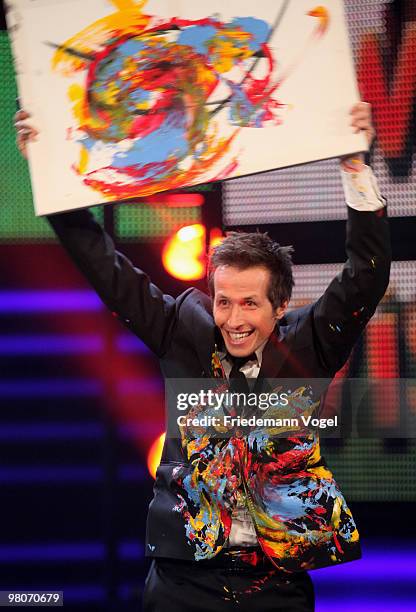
[45,41,95,62]
[209,0,291,118]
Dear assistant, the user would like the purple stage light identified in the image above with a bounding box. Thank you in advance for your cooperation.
[117,379,163,395]
[0,466,102,483]
[118,540,144,561]
[0,335,103,354]
[0,379,102,397]
[118,465,149,482]
[0,291,103,313]
[0,543,105,562]
[0,423,104,441]
[116,334,150,354]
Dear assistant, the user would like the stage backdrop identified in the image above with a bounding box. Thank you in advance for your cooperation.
[223,0,416,224]
[6,0,366,216]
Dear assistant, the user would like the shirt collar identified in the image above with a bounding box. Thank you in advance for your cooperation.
[219,338,268,368]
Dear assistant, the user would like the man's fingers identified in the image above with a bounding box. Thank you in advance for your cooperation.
[15,121,38,159]
[352,108,372,119]
[16,129,37,144]
[350,108,371,121]
[350,103,372,121]
[15,122,39,139]
[13,110,37,158]
[17,127,38,138]
[343,102,374,154]
[350,101,371,114]
[348,102,375,145]
[351,109,371,121]
[14,110,31,122]
[15,120,33,130]
[351,117,372,130]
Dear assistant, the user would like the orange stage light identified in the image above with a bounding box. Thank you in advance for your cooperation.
[147,432,166,479]
[162,223,206,280]
[209,227,224,249]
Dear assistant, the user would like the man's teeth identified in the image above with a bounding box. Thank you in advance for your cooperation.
[229,331,251,341]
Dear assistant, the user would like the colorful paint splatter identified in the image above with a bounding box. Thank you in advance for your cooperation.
[172,428,359,567]
[51,0,329,199]
[171,380,358,568]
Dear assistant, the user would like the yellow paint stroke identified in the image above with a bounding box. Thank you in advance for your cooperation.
[113,0,145,10]
[77,145,89,174]
[307,6,330,37]
[51,0,151,75]
[52,0,152,135]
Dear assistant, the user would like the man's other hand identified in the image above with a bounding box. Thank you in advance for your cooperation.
[14,110,39,158]
[340,101,375,172]
[349,101,375,148]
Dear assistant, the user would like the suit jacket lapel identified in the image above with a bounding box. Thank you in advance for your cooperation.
[254,325,289,393]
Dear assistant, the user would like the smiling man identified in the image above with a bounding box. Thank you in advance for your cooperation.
[15,102,391,611]
[209,234,292,357]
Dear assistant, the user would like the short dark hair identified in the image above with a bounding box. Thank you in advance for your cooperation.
[207,232,294,309]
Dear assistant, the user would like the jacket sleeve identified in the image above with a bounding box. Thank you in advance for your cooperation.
[48,208,178,356]
[312,205,391,376]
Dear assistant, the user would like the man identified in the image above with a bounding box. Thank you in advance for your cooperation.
[15,103,390,611]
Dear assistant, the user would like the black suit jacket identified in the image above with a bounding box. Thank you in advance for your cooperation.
[48,204,390,571]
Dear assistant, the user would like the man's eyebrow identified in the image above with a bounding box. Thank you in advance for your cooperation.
[242,295,259,299]
[215,293,260,300]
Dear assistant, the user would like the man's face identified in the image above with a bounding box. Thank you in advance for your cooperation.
[213,265,288,357]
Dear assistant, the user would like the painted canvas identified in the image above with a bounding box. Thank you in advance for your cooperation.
[6,0,366,215]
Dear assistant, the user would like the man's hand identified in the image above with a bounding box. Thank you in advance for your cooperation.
[349,101,375,148]
[14,110,39,158]
[340,101,375,172]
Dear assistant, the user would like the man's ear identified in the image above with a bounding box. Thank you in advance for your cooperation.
[275,300,289,320]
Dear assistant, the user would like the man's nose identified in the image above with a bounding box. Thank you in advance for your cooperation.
[227,305,243,328]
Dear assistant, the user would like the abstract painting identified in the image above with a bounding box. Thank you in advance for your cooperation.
[6,0,366,215]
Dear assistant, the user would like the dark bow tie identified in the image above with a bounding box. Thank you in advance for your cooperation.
[228,354,257,379]
[228,354,257,399]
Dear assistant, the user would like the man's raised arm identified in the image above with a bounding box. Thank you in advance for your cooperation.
[14,111,179,357]
[311,103,391,375]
